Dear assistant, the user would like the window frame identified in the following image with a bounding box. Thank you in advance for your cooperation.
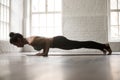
[29,0,62,37]
[108,0,120,42]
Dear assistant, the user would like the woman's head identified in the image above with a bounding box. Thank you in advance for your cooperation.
[9,32,25,47]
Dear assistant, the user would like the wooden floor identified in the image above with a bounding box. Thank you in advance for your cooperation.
[0,52,120,80]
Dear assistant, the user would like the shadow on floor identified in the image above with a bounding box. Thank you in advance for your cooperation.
[48,53,120,56]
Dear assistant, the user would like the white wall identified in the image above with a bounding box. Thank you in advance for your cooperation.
[63,0,107,42]
[0,41,22,54]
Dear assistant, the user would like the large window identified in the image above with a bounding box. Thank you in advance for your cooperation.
[109,0,120,41]
[30,0,62,37]
[0,0,10,40]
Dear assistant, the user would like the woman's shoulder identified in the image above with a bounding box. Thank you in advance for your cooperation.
[27,36,53,44]
[29,36,44,41]
[29,36,47,44]
[28,36,45,40]
[26,36,41,44]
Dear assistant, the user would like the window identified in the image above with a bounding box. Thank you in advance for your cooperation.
[109,0,120,41]
[30,0,62,37]
[0,0,10,40]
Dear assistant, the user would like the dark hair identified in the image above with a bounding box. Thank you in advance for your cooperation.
[9,32,23,44]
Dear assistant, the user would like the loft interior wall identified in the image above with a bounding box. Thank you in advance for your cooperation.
[63,0,107,42]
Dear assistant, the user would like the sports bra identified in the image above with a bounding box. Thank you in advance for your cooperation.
[32,45,42,51]
[30,36,53,51]
[30,37,45,51]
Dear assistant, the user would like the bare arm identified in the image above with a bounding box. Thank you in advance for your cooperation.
[43,41,50,56]
[35,39,50,56]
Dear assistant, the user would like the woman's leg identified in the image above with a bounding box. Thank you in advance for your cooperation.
[66,40,112,54]
[52,36,112,54]
[64,40,105,50]
[105,43,112,55]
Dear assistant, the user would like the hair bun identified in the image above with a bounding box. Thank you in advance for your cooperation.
[9,32,15,37]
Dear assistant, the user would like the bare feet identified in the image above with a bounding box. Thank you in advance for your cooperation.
[102,49,107,55]
[105,43,112,55]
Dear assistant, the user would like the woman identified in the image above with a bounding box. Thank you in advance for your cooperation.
[9,32,112,56]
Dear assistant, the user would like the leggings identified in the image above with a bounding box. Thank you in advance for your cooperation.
[52,36,106,51]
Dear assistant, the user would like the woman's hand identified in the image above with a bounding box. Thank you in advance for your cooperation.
[26,53,48,57]
[35,53,48,57]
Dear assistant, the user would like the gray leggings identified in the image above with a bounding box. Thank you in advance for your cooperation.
[52,36,106,51]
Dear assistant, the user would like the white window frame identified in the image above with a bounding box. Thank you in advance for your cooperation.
[0,0,11,40]
[29,0,62,37]
[108,0,120,42]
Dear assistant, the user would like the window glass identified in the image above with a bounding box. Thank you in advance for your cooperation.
[110,12,118,25]
[55,0,62,11]
[47,0,54,12]
[0,0,10,40]
[110,0,117,9]
[31,0,62,37]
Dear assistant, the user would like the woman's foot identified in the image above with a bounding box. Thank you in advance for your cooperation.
[105,43,112,55]
[102,49,107,55]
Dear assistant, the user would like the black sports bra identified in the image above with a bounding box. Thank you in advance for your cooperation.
[33,45,43,51]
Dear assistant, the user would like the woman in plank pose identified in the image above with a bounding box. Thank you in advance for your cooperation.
[9,32,112,56]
